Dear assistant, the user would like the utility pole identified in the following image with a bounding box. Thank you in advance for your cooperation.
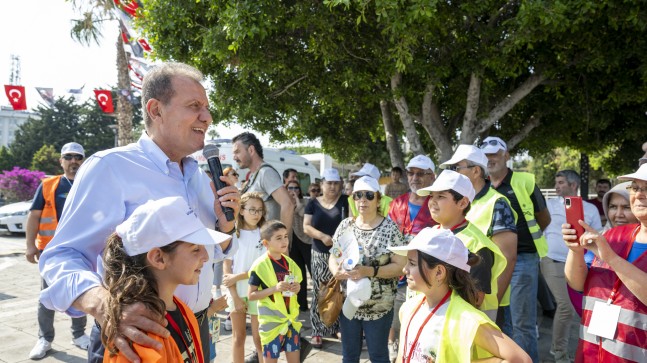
[9,55,21,85]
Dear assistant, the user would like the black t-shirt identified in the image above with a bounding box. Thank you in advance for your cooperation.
[304,196,349,253]
[166,308,199,363]
[249,255,293,312]
[453,225,493,294]
[493,169,547,254]
[30,176,73,220]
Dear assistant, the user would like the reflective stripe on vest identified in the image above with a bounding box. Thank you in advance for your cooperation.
[456,223,507,317]
[36,176,62,250]
[250,254,303,345]
[510,172,548,257]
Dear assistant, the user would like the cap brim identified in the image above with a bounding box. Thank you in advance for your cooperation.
[180,228,231,246]
[415,184,447,196]
[439,155,462,169]
[481,145,505,154]
[388,245,417,256]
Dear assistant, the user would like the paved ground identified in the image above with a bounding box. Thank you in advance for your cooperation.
[0,233,578,362]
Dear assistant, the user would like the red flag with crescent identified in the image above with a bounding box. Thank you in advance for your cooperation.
[4,85,27,110]
[94,90,114,113]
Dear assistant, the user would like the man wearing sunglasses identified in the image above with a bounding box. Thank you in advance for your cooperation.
[25,142,90,359]
[480,136,551,362]
[439,145,518,326]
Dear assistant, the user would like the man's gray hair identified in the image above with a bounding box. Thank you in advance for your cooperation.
[556,169,580,187]
[141,62,205,129]
[465,160,489,178]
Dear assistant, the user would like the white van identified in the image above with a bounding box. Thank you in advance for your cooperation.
[192,139,321,192]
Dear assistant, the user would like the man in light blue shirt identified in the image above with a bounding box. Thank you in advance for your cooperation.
[38,62,240,363]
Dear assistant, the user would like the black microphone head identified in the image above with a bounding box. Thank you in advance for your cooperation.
[202,143,220,159]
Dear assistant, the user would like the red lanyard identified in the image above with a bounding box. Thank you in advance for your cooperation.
[165,297,204,363]
[608,226,642,304]
[268,253,290,273]
[403,290,451,363]
[434,219,467,232]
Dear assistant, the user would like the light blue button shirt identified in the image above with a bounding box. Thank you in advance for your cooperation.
[545,197,602,262]
[39,133,236,316]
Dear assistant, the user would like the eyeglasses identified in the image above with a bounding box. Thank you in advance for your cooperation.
[627,185,647,195]
[309,189,321,193]
[243,208,264,215]
[406,171,433,178]
[62,154,84,161]
[479,139,505,149]
[353,191,376,201]
[287,186,300,191]
[446,165,476,172]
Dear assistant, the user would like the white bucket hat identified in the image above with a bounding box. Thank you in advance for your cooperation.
[116,197,231,256]
[416,170,476,202]
[389,227,470,272]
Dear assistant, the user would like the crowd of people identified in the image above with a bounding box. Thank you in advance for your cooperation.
[25,60,647,363]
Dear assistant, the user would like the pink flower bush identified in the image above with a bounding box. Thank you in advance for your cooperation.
[0,167,46,203]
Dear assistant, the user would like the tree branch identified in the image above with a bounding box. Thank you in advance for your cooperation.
[342,43,370,63]
[269,75,308,98]
[460,72,481,143]
[391,72,425,155]
[476,72,546,134]
[507,114,542,150]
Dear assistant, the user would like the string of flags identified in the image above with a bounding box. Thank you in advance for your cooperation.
[3,0,151,113]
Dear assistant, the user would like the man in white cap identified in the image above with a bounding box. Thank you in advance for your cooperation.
[439,145,517,326]
[38,63,239,363]
[480,136,550,362]
[349,162,392,217]
[385,154,437,361]
[25,142,90,359]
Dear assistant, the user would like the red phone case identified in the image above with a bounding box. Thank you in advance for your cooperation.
[565,196,585,239]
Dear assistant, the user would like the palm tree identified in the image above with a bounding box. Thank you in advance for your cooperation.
[67,0,134,146]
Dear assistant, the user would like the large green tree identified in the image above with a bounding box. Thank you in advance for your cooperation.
[10,97,118,168]
[139,0,647,172]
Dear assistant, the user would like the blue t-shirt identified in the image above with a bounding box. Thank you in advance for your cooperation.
[408,202,421,222]
[30,176,73,221]
[627,241,647,263]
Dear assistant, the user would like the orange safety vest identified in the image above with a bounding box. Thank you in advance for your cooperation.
[577,223,647,362]
[36,175,62,250]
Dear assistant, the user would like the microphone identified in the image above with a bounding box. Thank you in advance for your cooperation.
[202,144,235,221]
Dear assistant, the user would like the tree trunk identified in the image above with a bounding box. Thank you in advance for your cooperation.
[116,34,134,146]
[390,72,425,156]
[380,100,405,169]
[418,83,453,161]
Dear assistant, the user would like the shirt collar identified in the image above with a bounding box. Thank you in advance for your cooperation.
[474,180,491,200]
[138,132,198,176]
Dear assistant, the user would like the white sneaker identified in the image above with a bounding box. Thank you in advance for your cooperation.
[388,340,398,362]
[72,334,90,350]
[29,338,52,360]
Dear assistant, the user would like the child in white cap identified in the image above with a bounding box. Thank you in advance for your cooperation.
[389,227,529,362]
[101,196,231,363]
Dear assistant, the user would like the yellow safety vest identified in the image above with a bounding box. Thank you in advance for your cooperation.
[348,194,392,217]
[467,185,517,307]
[456,223,506,320]
[249,254,303,345]
[510,172,548,257]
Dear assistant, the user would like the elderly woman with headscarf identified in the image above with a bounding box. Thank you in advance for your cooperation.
[602,181,640,231]
[563,164,647,362]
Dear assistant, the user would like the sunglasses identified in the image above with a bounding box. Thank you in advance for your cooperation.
[479,139,505,149]
[353,191,375,201]
[287,186,300,191]
[309,189,321,193]
[63,154,84,161]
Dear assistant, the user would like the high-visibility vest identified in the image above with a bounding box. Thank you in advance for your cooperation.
[36,175,62,250]
[510,172,548,257]
[104,297,203,363]
[250,254,303,345]
[577,223,647,362]
[467,185,518,306]
[387,193,436,237]
[456,223,507,320]
[349,194,392,217]
[402,291,495,362]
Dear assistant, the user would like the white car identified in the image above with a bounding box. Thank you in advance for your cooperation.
[0,200,32,234]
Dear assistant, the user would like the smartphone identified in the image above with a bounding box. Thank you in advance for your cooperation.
[565,196,585,239]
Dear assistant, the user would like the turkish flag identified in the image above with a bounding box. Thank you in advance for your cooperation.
[94,90,114,113]
[4,85,27,110]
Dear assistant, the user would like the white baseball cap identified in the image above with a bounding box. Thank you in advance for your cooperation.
[351,163,380,180]
[342,278,372,319]
[439,145,488,171]
[407,155,435,172]
[389,227,470,272]
[116,196,231,256]
[322,168,341,182]
[352,176,380,193]
[61,142,85,157]
[479,136,507,154]
[618,164,647,183]
[416,170,476,202]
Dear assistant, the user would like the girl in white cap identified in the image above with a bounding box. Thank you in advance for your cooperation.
[101,196,231,363]
[390,227,530,363]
